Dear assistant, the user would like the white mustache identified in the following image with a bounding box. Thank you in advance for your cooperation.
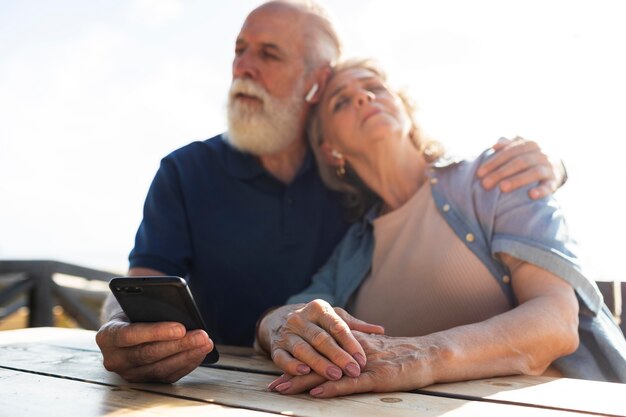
[229,79,269,103]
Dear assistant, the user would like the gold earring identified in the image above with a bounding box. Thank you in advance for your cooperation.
[331,149,346,177]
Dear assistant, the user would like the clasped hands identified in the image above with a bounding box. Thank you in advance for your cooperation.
[258,300,433,398]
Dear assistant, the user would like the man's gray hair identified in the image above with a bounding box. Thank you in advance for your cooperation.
[267,0,343,71]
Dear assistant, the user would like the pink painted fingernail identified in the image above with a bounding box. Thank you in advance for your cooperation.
[353,353,366,368]
[310,386,324,396]
[345,363,360,377]
[267,379,282,391]
[326,366,342,380]
[267,375,287,391]
[296,364,311,375]
[275,381,292,393]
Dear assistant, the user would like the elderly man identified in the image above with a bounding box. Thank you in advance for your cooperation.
[96,0,563,383]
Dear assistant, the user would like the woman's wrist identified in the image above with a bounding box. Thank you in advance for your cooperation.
[406,335,453,387]
[254,305,281,355]
[254,304,306,355]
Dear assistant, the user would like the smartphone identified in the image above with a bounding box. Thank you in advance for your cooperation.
[109,276,219,364]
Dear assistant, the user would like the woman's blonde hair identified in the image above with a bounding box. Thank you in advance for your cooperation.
[307,58,444,221]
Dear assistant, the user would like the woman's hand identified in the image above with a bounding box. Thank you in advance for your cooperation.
[257,300,384,381]
[268,331,435,397]
[267,259,579,398]
[477,136,566,199]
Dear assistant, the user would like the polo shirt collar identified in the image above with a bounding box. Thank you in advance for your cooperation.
[221,135,266,180]
[221,134,315,181]
[295,147,315,179]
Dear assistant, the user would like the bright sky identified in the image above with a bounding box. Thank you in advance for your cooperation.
[1,0,625,279]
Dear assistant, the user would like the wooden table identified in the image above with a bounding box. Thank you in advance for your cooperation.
[1,328,624,416]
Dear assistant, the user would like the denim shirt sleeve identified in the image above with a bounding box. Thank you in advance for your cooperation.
[431,151,603,314]
[289,152,626,382]
[286,235,342,306]
[287,208,376,308]
[488,181,603,313]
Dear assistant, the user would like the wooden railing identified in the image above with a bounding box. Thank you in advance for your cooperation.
[0,260,118,330]
[1,259,624,334]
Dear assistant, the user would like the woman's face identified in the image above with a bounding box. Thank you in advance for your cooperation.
[319,67,411,159]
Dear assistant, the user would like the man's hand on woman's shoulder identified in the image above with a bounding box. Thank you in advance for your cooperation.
[477,136,566,199]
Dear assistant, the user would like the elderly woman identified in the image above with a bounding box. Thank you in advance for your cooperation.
[256,59,626,397]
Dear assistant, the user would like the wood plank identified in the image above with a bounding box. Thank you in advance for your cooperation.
[4,329,624,416]
[212,344,280,375]
[0,327,281,374]
[0,326,100,350]
[420,375,626,417]
[0,341,601,417]
[0,368,274,416]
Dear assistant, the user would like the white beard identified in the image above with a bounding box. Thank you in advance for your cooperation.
[226,78,305,155]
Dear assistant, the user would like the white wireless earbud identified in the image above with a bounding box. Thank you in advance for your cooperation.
[305,83,319,102]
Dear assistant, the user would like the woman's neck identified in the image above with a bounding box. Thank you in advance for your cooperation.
[351,137,427,212]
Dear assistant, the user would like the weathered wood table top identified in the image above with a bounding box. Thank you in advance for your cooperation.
[1,327,624,416]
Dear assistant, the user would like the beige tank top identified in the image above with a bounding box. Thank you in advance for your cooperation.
[351,182,513,337]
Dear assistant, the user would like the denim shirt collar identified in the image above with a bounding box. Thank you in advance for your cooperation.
[431,154,465,169]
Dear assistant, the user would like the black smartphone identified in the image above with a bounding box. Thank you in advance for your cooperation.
[109,276,219,364]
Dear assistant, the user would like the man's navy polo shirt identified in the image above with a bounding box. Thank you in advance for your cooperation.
[129,134,349,346]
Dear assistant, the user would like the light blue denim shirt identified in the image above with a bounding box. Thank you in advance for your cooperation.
[288,150,626,382]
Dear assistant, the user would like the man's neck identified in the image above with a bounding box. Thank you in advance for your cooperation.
[258,137,308,184]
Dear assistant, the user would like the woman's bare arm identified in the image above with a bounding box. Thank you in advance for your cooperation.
[268,260,580,397]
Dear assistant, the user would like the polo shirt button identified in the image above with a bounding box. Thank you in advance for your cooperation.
[502,275,511,284]
[465,233,474,242]
[287,197,294,205]
[442,203,450,212]
[430,177,438,185]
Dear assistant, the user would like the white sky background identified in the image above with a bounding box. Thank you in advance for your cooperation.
[1,0,625,279]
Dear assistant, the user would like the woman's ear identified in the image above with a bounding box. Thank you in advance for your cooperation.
[320,142,341,167]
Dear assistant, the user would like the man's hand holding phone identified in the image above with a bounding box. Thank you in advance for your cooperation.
[96,313,214,383]
[95,275,217,383]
